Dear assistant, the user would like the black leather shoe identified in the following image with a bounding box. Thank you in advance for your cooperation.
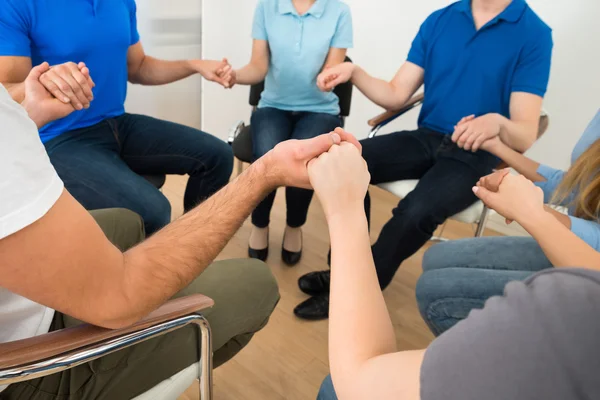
[248,246,269,262]
[282,231,302,266]
[298,270,330,296]
[294,295,330,320]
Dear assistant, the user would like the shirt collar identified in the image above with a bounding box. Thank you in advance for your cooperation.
[278,0,328,18]
[457,0,526,23]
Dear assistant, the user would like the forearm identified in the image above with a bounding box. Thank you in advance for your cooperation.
[520,211,600,270]
[235,62,268,86]
[544,206,571,229]
[497,114,538,153]
[129,56,196,85]
[5,81,25,103]
[352,66,412,111]
[490,141,544,182]
[328,208,397,398]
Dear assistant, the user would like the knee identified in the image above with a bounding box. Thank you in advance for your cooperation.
[241,260,280,320]
[91,208,146,250]
[422,241,459,272]
[394,200,445,235]
[210,140,234,186]
[317,375,338,400]
[140,193,171,235]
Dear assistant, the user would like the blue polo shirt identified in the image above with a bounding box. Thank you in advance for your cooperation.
[409,0,553,135]
[252,0,353,115]
[0,0,140,143]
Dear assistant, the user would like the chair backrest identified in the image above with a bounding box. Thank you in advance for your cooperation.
[248,56,354,117]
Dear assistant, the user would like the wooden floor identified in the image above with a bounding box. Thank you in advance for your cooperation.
[160,173,500,400]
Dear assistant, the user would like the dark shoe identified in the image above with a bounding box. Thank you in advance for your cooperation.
[298,270,330,296]
[294,294,330,320]
[248,246,268,262]
[282,230,303,266]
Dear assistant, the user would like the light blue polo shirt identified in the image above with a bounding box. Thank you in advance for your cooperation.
[252,0,353,115]
[408,0,553,135]
[0,0,139,143]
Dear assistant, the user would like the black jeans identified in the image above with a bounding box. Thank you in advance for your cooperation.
[250,107,342,228]
[362,128,499,289]
[44,113,233,235]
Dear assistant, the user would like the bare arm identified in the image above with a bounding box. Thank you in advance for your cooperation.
[127,42,228,86]
[0,55,31,102]
[484,139,544,182]
[322,48,347,71]
[231,40,270,86]
[498,92,543,152]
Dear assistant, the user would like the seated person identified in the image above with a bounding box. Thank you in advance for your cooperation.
[294,0,553,319]
[418,109,600,335]
[219,0,352,265]
[0,0,235,235]
[0,69,360,399]
[308,139,600,400]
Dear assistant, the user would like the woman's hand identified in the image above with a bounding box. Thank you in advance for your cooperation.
[452,113,503,152]
[474,173,545,225]
[317,62,355,92]
[192,58,231,88]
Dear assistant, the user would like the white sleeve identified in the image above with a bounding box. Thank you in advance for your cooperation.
[0,85,64,239]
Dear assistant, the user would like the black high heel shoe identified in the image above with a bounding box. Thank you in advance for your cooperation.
[248,228,269,262]
[282,230,302,266]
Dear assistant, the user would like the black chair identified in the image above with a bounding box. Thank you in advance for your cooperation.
[227,57,354,173]
[142,174,166,190]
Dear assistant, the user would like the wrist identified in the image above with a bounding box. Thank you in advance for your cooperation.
[326,201,366,226]
[253,153,280,191]
[518,208,554,233]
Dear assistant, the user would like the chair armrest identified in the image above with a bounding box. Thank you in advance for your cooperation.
[367,93,425,128]
[0,294,214,370]
[227,121,246,145]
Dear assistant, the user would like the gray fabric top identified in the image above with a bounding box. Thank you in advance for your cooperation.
[421,268,600,400]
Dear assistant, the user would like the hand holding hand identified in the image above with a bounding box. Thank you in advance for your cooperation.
[316,62,354,92]
[476,168,510,193]
[262,127,361,190]
[308,142,370,220]
[39,61,95,110]
[217,64,236,89]
[194,58,231,88]
[22,62,78,128]
[473,173,545,225]
[452,113,502,152]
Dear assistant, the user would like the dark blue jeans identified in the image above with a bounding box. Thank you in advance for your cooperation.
[44,113,233,235]
[250,107,341,228]
[362,128,499,289]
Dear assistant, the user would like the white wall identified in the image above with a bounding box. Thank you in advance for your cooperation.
[202,0,600,169]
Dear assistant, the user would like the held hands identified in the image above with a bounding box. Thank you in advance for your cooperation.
[474,171,545,225]
[22,63,78,128]
[192,58,233,88]
[39,61,95,111]
[452,113,502,152]
[316,62,355,92]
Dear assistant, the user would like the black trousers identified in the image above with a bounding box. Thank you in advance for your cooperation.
[361,128,499,289]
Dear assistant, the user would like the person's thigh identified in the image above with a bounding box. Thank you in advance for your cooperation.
[116,113,233,184]
[423,237,553,273]
[291,112,341,140]
[416,267,537,336]
[89,208,146,251]
[361,129,441,184]
[48,141,171,235]
[250,107,293,160]
[317,375,338,400]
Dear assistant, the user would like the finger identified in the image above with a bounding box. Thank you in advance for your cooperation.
[456,127,473,148]
[471,134,488,152]
[40,73,72,104]
[451,124,469,143]
[472,186,496,208]
[325,75,344,91]
[463,131,480,151]
[294,132,343,162]
[67,63,94,101]
[505,218,513,225]
[334,127,362,154]
[457,115,475,126]
[60,72,89,109]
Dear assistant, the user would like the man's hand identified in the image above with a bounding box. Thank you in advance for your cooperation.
[262,127,361,190]
[308,142,370,220]
[317,62,355,92]
[39,61,95,110]
[473,173,545,225]
[192,58,231,88]
[217,64,237,89]
[22,63,77,128]
[476,168,510,193]
[452,113,502,152]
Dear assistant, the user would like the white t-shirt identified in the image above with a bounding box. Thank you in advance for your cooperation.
[0,85,64,387]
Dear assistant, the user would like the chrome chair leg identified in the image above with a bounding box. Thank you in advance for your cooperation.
[194,314,213,400]
[474,206,490,238]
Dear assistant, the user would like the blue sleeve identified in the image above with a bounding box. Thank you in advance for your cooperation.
[406,19,429,68]
[0,0,32,57]
[511,29,553,97]
[252,0,268,41]
[535,164,566,204]
[330,5,353,49]
[127,0,140,45]
[570,217,600,251]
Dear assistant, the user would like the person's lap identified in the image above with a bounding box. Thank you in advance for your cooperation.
[3,208,279,400]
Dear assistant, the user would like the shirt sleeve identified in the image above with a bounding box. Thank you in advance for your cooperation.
[535,164,566,204]
[0,0,32,57]
[511,29,553,97]
[330,5,353,49]
[420,268,600,400]
[569,217,600,251]
[251,0,268,41]
[406,19,429,68]
[127,0,140,45]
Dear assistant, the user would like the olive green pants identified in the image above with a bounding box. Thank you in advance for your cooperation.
[3,209,279,400]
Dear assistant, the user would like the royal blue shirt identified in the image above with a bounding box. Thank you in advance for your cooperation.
[0,0,140,143]
[252,0,353,115]
[408,0,553,135]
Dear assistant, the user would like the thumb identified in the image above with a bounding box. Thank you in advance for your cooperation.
[296,132,341,162]
[27,62,50,82]
[472,186,495,207]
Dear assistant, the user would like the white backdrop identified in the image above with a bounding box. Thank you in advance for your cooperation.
[202,0,600,170]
